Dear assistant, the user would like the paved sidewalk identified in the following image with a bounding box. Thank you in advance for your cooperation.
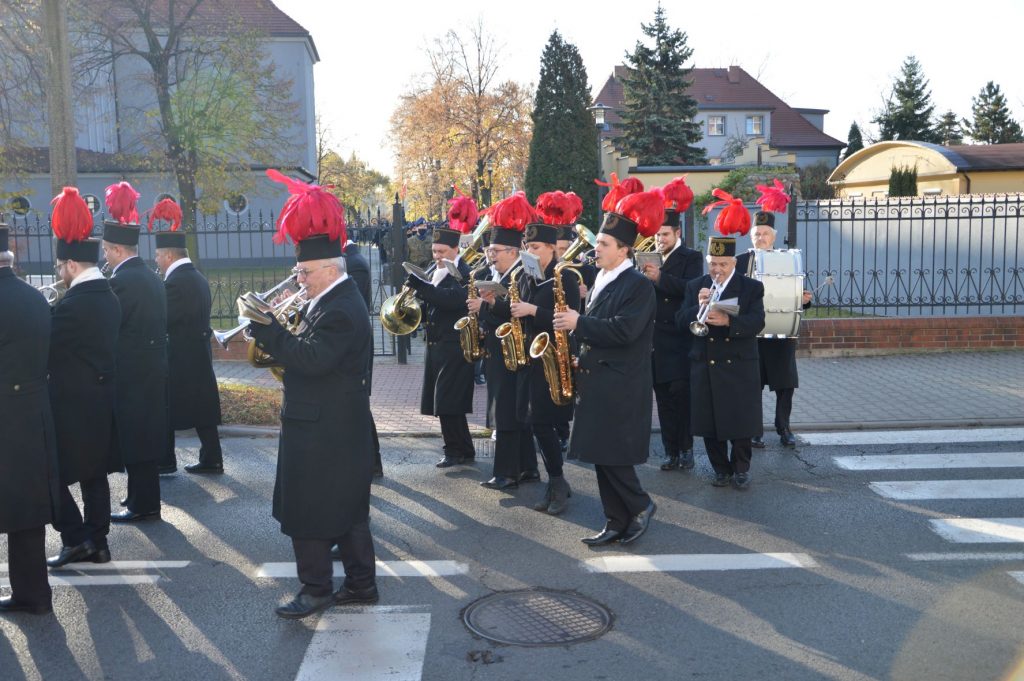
[215,348,1024,435]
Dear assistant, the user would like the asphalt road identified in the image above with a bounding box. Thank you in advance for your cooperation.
[3,427,1024,681]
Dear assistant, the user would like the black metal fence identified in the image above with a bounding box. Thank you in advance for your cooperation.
[5,211,400,356]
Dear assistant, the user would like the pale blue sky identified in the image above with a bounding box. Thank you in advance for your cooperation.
[274,0,1024,177]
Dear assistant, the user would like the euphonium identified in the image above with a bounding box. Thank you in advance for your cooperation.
[454,265,487,363]
[530,261,584,406]
[495,265,528,371]
[457,216,492,267]
[236,286,308,382]
[633,232,657,253]
[214,274,299,348]
[380,262,435,336]
[561,224,597,263]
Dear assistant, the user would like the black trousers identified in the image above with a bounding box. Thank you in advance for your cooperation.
[653,378,693,455]
[704,437,753,475]
[594,465,651,532]
[771,388,794,433]
[554,421,570,441]
[6,527,51,607]
[292,519,376,597]
[439,414,475,459]
[492,426,536,479]
[371,418,382,472]
[162,424,223,468]
[124,461,161,514]
[532,423,564,478]
[54,476,111,549]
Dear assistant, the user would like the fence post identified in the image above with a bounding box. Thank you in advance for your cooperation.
[390,193,410,364]
[683,207,696,249]
[786,195,798,248]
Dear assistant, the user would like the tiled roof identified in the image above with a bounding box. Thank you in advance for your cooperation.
[943,143,1024,171]
[594,65,843,150]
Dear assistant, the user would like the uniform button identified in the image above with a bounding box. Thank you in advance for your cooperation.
[727,359,732,364]
[725,338,730,342]
[709,360,715,366]
[361,379,366,385]
[709,338,715,343]
[13,384,20,391]
[149,340,154,345]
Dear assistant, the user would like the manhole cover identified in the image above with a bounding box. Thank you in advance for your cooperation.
[462,589,613,647]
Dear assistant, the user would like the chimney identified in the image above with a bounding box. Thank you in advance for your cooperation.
[727,65,740,84]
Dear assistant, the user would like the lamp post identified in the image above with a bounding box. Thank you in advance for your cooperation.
[587,102,612,221]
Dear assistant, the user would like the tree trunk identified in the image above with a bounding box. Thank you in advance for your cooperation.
[42,0,77,195]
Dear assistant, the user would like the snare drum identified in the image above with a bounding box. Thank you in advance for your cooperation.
[753,249,804,338]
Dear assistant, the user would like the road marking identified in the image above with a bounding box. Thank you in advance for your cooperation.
[295,607,430,681]
[0,560,189,573]
[257,560,468,579]
[1,575,161,587]
[583,553,817,573]
[801,428,1024,446]
[930,518,1024,543]
[870,479,1024,500]
[907,552,1024,562]
[1007,572,1024,586]
[835,452,1024,470]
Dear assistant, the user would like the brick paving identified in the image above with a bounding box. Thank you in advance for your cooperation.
[215,347,1024,434]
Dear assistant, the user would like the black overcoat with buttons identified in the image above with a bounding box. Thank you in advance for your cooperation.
[0,268,59,533]
[108,257,168,465]
[48,277,121,484]
[247,278,374,539]
[651,245,704,384]
[165,263,222,429]
[677,273,765,441]
[343,242,374,393]
[567,267,656,466]
[477,265,521,431]
[409,259,475,416]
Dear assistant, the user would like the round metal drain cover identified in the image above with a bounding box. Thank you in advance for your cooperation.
[462,589,613,647]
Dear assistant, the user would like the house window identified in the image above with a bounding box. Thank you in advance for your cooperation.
[83,194,101,215]
[224,194,248,215]
[8,195,31,216]
[746,115,764,136]
[707,116,725,136]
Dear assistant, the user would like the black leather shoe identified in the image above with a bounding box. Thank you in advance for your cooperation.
[620,501,656,545]
[780,430,797,448]
[480,476,518,490]
[372,464,384,479]
[111,509,160,523]
[185,462,223,474]
[47,540,98,568]
[0,597,52,616]
[519,470,541,484]
[158,465,177,475]
[582,528,623,546]
[334,585,379,606]
[275,592,334,620]
[680,451,695,470]
[660,455,680,471]
[712,473,733,487]
[733,472,751,490]
[91,547,112,564]
[751,436,766,449]
[435,456,465,468]
[119,497,127,507]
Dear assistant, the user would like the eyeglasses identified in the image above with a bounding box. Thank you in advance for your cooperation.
[485,247,514,255]
[291,264,335,278]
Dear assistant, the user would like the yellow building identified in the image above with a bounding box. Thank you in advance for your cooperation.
[828,141,1024,197]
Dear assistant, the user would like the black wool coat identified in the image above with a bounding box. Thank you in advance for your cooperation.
[567,267,656,466]
[48,277,121,484]
[678,273,766,441]
[248,278,374,539]
[109,257,168,465]
[476,265,521,431]
[343,242,374,392]
[514,259,580,425]
[165,263,221,429]
[0,269,59,532]
[409,259,474,416]
[651,245,704,384]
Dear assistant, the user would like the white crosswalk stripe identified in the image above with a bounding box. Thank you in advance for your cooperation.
[804,427,1024,446]
[929,518,1024,543]
[583,553,817,573]
[835,452,1024,470]
[257,560,468,579]
[0,560,189,587]
[869,479,1024,500]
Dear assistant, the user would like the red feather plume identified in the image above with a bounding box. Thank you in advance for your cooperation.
[147,198,183,232]
[615,190,665,238]
[660,176,694,212]
[755,178,791,213]
[50,187,94,243]
[535,191,584,226]
[104,181,140,224]
[488,191,535,232]
[596,173,644,212]
[446,193,478,234]
[266,169,346,245]
[702,188,751,236]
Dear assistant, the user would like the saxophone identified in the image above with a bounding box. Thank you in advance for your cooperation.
[495,266,528,371]
[530,261,584,407]
[454,265,488,363]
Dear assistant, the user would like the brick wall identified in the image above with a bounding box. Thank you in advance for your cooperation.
[213,337,250,361]
[798,316,1024,357]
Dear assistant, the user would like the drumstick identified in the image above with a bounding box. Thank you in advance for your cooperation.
[810,275,834,296]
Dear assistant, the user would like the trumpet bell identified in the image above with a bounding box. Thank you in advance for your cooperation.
[380,293,422,336]
[689,321,709,336]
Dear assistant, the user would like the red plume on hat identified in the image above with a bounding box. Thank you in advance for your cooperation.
[147,198,183,232]
[659,176,694,212]
[755,178,791,213]
[488,191,535,232]
[104,181,140,225]
[596,173,644,212]
[615,190,665,238]
[446,188,478,234]
[535,191,584,226]
[266,168,346,245]
[702,189,751,236]
[50,187,93,243]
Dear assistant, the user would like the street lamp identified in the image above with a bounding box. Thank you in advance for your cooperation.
[588,102,612,221]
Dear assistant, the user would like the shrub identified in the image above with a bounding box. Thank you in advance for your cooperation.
[218,381,282,426]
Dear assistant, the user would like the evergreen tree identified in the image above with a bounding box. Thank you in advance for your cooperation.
[619,4,706,165]
[935,110,964,145]
[872,56,939,143]
[525,31,600,226]
[845,122,864,158]
[965,81,1024,144]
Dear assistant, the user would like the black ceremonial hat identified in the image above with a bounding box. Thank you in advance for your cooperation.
[294,233,342,262]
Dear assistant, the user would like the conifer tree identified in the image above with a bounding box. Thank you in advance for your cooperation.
[845,122,864,158]
[935,110,964,145]
[872,56,939,143]
[619,4,705,165]
[965,82,1024,144]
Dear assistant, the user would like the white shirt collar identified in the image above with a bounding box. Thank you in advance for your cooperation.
[112,255,138,274]
[164,256,191,280]
[665,238,682,259]
[588,257,633,310]
[715,267,736,293]
[69,266,104,289]
[305,273,349,316]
